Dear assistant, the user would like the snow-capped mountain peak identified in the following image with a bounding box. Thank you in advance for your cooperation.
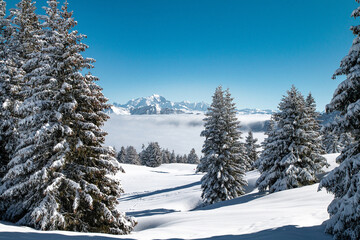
[112,94,208,115]
[110,94,277,115]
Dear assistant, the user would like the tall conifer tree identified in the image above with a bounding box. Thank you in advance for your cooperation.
[0,0,136,234]
[187,148,200,164]
[244,131,260,171]
[319,1,360,238]
[256,86,327,193]
[0,0,46,222]
[125,146,140,165]
[117,146,126,163]
[145,142,162,167]
[201,87,247,205]
[304,93,325,155]
[0,0,13,180]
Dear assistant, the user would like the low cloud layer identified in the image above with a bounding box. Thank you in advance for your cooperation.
[103,114,270,155]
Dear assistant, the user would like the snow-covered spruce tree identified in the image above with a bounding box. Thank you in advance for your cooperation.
[145,142,162,167]
[187,148,200,164]
[161,149,171,164]
[196,156,208,173]
[200,87,247,205]
[117,146,126,163]
[54,1,135,233]
[339,132,354,147]
[253,118,275,170]
[125,146,140,165]
[169,150,176,163]
[0,0,7,178]
[321,122,354,154]
[256,86,328,193]
[139,144,148,165]
[319,2,360,238]
[244,131,260,171]
[0,0,14,180]
[322,130,342,154]
[305,93,325,155]
[0,0,46,217]
[1,0,135,234]
[176,154,183,163]
[306,93,319,121]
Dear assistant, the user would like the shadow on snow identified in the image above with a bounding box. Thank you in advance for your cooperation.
[0,225,332,240]
[193,191,268,211]
[0,232,135,240]
[119,181,201,202]
[127,208,178,218]
[166,225,332,240]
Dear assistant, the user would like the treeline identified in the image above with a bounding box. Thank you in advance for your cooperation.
[116,143,200,167]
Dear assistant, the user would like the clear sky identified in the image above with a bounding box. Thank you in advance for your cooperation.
[5,0,359,110]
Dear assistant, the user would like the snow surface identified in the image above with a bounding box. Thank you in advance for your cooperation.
[0,154,338,239]
[103,113,270,155]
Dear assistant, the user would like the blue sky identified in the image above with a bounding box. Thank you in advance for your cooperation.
[5,0,359,110]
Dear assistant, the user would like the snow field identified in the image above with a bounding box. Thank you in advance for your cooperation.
[0,154,337,239]
[113,157,335,239]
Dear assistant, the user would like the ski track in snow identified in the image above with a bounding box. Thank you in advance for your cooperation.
[0,154,339,240]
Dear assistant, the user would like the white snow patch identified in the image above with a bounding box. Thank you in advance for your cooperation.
[0,151,336,240]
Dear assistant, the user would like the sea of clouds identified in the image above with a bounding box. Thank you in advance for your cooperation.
[103,113,271,155]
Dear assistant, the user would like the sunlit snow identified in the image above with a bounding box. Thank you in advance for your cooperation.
[0,154,338,240]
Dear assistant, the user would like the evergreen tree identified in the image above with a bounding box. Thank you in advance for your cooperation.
[125,146,140,165]
[0,0,14,180]
[322,130,342,153]
[319,2,360,238]
[244,131,260,171]
[339,132,354,147]
[305,93,325,155]
[305,93,319,118]
[182,154,187,163]
[0,1,135,234]
[0,0,6,177]
[139,144,148,165]
[321,119,354,154]
[200,87,247,205]
[196,156,208,173]
[169,150,176,163]
[176,154,182,163]
[0,0,56,226]
[145,142,162,167]
[256,86,328,193]
[253,119,274,170]
[117,146,126,163]
[187,148,200,164]
[161,149,171,164]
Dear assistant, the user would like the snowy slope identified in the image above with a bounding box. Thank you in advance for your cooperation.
[0,154,338,240]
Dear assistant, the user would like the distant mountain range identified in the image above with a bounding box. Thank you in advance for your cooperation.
[109,94,277,115]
